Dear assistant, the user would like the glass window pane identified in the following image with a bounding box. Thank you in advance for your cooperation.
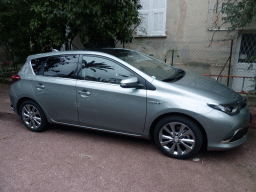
[31,57,47,75]
[99,49,176,80]
[44,55,78,78]
[82,56,134,84]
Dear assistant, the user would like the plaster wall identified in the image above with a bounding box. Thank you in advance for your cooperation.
[117,0,239,66]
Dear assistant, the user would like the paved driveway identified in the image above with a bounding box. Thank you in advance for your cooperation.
[0,84,256,192]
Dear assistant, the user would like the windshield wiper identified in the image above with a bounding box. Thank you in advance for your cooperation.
[162,69,185,82]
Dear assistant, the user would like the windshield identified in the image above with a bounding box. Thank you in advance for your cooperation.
[100,49,177,81]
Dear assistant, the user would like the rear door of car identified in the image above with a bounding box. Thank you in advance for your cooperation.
[31,54,79,124]
[76,54,147,135]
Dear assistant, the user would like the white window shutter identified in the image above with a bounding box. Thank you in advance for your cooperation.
[137,0,166,36]
[137,12,149,36]
[152,0,166,36]
[152,10,166,36]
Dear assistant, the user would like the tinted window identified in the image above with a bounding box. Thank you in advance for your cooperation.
[91,49,176,81]
[44,55,79,78]
[82,55,134,84]
[31,57,47,75]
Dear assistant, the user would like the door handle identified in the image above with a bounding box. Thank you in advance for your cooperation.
[35,84,45,90]
[78,90,91,97]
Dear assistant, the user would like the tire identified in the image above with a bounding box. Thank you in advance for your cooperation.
[154,116,203,159]
[19,100,48,132]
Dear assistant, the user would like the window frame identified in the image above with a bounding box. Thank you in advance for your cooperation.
[30,54,80,79]
[31,57,47,76]
[238,33,256,63]
[77,54,147,89]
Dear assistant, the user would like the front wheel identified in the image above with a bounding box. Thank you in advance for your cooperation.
[19,100,48,132]
[154,116,203,159]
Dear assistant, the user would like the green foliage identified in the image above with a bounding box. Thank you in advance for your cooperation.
[0,0,141,65]
[0,0,33,65]
[221,0,256,94]
[0,62,16,83]
[221,0,256,29]
[77,0,142,48]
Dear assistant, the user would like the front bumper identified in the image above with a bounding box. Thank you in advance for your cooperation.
[221,127,248,144]
[196,104,251,151]
[209,134,248,150]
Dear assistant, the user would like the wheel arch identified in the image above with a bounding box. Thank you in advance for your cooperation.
[149,112,208,150]
[18,97,49,132]
[17,97,40,115]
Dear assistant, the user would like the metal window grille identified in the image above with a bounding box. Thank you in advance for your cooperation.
[239,34,256,63]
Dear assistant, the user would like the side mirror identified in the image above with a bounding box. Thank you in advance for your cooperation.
[120,77,143,89]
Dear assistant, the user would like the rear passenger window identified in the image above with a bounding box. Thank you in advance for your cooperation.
[44,55,79,78]
[31,57,47,75]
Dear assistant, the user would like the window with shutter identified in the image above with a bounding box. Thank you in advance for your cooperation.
[137,0,167,37]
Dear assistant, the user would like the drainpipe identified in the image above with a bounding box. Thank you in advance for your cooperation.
[207,0,212,30]
[227,39,233,86]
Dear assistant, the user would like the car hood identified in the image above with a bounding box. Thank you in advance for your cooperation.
[171,72,243,104]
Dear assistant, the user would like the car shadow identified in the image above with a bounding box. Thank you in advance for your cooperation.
[47,123,253,161]
[48,123,154,146]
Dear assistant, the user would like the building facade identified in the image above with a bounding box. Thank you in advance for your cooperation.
[116,0,256,92]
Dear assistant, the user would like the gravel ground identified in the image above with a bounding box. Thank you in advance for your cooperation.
[0,83,256,192]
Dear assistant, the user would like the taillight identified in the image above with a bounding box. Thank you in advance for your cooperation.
[11,74,21,84]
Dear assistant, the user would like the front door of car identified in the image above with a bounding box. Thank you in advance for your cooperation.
[32,54,79,124]
[76,55,147,135]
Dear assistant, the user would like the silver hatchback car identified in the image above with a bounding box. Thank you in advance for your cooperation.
[10,49,251,159]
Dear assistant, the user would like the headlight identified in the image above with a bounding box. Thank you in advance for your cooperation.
[208,103,240,115]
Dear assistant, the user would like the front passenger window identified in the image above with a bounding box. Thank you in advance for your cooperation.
[82,55,134,84]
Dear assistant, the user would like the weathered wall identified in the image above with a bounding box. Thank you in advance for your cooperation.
[117,0,239,67]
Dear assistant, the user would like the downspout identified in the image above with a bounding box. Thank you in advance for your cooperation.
[207,0,212,30]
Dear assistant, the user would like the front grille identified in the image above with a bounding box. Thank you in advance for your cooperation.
[230,127,248,142]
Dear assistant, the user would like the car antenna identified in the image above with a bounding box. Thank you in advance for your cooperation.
[52,49,59,52]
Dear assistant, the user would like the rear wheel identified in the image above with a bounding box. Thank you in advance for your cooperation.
[154,116,203,159]
[19,100,48,132]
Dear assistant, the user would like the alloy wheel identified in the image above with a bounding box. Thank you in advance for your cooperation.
[159,122,196,156]
[21,104,42,129]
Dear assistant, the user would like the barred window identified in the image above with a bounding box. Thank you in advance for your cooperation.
[239,34,256,63]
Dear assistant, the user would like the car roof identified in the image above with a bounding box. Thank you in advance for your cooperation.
[26,48,134,60]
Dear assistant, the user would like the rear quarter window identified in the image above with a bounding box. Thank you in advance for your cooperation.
[31,57,47,75]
